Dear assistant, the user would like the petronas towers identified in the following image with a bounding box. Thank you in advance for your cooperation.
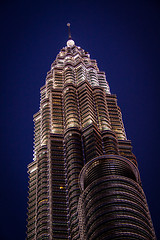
[27,27,156,240]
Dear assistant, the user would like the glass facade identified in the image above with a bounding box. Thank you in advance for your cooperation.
[27,37,156,239]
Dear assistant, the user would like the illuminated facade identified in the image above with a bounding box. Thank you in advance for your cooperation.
[27,28,156,240]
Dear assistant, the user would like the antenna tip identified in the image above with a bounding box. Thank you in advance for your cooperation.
[67,23,70,27]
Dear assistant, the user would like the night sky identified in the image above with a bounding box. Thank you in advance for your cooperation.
[0,0,160,239]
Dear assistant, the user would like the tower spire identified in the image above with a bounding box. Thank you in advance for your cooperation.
[67,23,72,39]
[66,23,75,47]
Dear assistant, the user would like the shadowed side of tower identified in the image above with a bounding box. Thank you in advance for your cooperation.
[78,156,154,240]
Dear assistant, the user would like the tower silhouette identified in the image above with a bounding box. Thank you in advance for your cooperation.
[27,25,156,240]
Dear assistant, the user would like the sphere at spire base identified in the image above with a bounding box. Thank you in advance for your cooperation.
[67,39,75,47]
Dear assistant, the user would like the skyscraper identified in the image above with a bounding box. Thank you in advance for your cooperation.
[27,25,156,240]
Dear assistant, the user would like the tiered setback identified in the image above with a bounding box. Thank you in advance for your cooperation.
[27,41,156,239]
[78,156,154,240]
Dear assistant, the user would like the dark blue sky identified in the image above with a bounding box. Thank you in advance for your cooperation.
[0,0,159,239]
